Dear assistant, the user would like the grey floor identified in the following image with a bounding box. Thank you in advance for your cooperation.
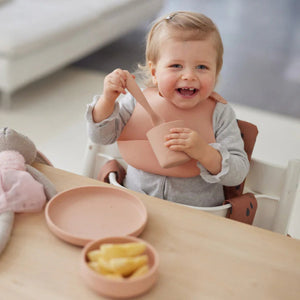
[73,0,300,119]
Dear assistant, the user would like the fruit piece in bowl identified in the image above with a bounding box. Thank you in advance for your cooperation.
[80,236,159,299]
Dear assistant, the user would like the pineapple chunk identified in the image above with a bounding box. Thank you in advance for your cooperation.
[88,261,112,275]
[97,257,114,273]
[100,242,146,260]
[87,261,99,272]
[86,242,150,279]
[130,264,149,278]
[88,261,123,278]
[109,255,148,276]
[87,249,103,262]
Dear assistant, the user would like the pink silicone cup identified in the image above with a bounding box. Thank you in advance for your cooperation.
[146,120,191,168]
[80,236,159,299]
[45,186,147,246]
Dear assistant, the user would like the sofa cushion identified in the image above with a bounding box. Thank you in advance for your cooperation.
[0,0,143,57]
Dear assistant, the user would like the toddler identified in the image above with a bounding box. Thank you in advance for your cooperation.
[86,11,249,207]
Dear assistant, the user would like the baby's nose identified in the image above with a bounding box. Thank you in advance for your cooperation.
[181,69,196,80]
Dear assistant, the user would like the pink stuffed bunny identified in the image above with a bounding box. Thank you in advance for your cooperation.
[0,128,57,255]
[0,150,46,213]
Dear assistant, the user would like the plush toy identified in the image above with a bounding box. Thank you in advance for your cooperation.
[0,127,57,255]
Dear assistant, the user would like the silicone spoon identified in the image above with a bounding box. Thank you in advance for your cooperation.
[126,74,164,126]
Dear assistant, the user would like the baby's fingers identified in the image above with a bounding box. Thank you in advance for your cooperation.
[165,127,191,141]
[111,71,127,87]
[164,134,187,148]
[109,83,127,95]
[164,132,188,141]
[169,127,191,134]
[164,139,186,152]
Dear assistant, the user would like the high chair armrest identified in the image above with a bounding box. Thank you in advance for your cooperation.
[108,172,126,188]
[224,193,257,225]
[97,159,126,185]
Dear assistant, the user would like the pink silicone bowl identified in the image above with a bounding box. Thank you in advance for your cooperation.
[80,236,159,299]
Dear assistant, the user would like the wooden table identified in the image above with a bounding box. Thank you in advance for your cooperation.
[1,164,300,299]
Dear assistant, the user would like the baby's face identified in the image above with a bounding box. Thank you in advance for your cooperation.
[149,35,218,109]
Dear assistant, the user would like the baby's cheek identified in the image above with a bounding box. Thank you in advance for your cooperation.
[202,78,216,95]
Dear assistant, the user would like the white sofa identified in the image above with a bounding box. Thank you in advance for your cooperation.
[0,0,163,108]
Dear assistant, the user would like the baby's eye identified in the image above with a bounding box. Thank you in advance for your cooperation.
[170,64,182,68]
[196,65,208,70]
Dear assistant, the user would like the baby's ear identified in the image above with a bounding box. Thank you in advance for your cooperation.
[148,61,157,85]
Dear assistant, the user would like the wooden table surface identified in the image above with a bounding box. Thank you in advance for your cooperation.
[0,164,300,300]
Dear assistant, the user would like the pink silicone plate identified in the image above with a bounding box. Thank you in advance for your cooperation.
[45,186,147,246]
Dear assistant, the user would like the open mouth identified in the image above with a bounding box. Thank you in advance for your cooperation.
[177,87,198,96]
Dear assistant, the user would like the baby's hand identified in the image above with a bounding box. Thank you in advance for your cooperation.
[103,69,134,102]
[164,127,207,161]
[103,68,127,102]
[93,69,135,123]
[165,127,222,175]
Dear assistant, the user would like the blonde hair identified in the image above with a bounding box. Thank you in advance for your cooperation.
[139,11,224,87]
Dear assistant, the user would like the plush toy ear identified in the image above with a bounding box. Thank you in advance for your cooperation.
[0,211,14,256]
[35,151,53,166]
[26,165,57,200]
[0,128,37,164]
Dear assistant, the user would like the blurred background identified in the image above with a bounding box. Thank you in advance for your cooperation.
[74,0,300,119]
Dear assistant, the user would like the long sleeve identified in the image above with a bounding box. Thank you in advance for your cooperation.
[198,102,250,186]
[85,93,136,144]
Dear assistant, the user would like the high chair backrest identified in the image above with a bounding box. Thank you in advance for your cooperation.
[223,120,258,200]
[245,158,300,235]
